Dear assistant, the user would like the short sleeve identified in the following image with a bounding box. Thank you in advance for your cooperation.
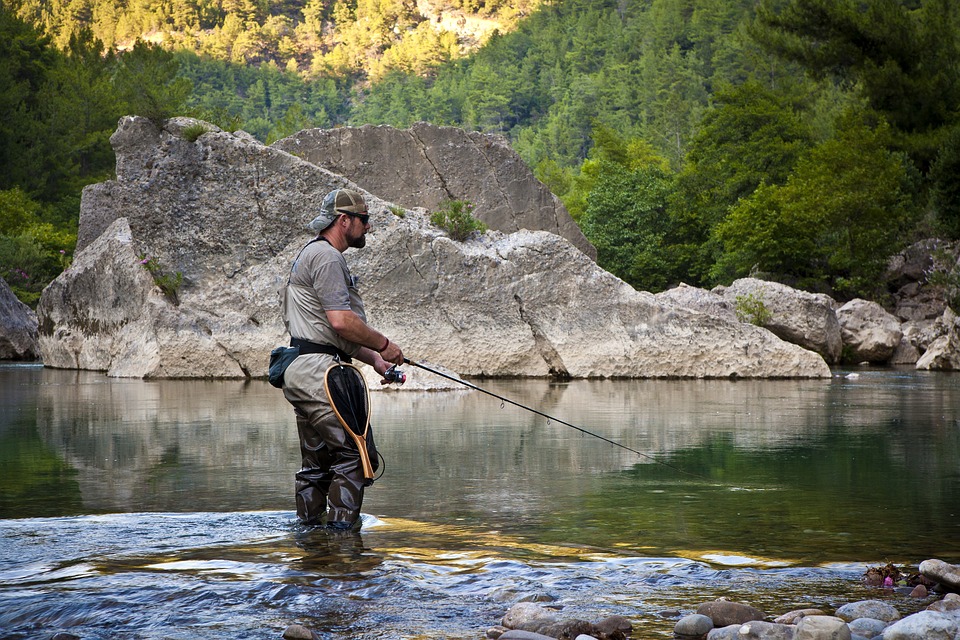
[311,257,352,311]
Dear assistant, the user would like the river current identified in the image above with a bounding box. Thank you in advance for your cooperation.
[1,364,958,638]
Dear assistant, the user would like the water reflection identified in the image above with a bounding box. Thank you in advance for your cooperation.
[2,364,958,562]
[1,363,959,639]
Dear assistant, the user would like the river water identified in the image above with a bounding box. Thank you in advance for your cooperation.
[1,363,958,639]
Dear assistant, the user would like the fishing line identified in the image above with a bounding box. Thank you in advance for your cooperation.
[403,358,703,479]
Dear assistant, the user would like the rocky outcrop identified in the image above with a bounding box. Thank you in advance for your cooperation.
[714,278,843,364]
[836,299,902,364]
[667,277,960,369]
[654,282,738,323]
[884,240,960,370]
[38,116,830,380]
[886,239,958,322]
[917,324,960,371]
[656,278,960,371]
[271,122,596,259]
[0,276,39,360]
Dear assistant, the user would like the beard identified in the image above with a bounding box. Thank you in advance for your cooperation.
[348,232,366,249]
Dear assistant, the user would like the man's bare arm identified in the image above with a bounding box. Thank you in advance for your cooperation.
[326,309,404,365]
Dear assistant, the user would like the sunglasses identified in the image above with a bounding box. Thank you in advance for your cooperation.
[337,209,370,224]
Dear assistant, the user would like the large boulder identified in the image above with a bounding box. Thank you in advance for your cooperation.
[38,116,830,380]
[714,278,842,364]
[39,217,258,377]
[835,299,903,363]
[0,277,39,360]
[271,122,596,259]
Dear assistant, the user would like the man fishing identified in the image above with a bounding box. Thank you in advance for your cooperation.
[279,188,405,531]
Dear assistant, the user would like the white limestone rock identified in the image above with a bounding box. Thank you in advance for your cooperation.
[715,278,842,364]
[0,276,38,360]
[836,298,903,363]
[39,116,831,380]
[272,122,595,259]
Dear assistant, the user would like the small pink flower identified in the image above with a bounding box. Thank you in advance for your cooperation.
[883,576,894,587]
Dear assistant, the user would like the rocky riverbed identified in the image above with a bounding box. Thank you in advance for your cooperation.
[279,558,960,640]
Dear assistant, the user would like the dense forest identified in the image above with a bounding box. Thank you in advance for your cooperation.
[2,0,959,308]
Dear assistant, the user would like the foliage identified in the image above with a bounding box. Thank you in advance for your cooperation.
[182,122,210,142]
[580,161,676,293]
[0,3,57,199]
[734,291,772,326]
[0,188,75,307]
[665,81,813,286]
[928,126,960,239]
[138,254,183,304]
[176,51,349,136]
[5,0,532,85]
[112,41,192,125]
[713,110,918,298]
[751,0,960,171]
[429,200,486,241]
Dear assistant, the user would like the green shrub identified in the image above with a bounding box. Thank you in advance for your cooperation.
[0,235,60,307]
[430,200,486,241]
[138,254,183,304]
[182,122,211,142]
[0,189,76,307]
[388,204,406,219]
[735,291,772,326]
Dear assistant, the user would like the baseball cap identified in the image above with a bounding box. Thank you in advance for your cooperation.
[307,189,368,233]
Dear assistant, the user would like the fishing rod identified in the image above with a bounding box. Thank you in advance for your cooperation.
[398,358,702,478]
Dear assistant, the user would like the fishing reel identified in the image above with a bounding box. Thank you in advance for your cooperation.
[383,365,406,385]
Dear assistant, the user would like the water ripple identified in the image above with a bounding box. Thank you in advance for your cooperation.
[0,511,879,639]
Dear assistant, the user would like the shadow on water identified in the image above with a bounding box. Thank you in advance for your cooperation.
[0,364,958,638]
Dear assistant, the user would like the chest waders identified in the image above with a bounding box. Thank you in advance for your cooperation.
[323,361,376,483]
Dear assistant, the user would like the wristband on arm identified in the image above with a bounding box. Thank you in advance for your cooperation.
[376,336,390,352]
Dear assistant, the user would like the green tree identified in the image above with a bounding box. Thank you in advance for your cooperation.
[113,40,192,124]
[752,0,960,169]
[666,80,812,285]
[713,111,917,297]
[266,103,310,144]
[463,58,517,132]
[0,188,76,306]
[38,29,121,200]
[929,126,960,238]
[351,70,426,127]
[0,4,57,197]
[581,161,676,293]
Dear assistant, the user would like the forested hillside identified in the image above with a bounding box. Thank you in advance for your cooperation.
[2,0,959,309]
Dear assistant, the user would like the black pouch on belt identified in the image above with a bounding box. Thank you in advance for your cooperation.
[268,345,300,388]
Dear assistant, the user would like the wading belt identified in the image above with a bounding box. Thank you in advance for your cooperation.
[323,362,376,482]
[290,337,352,363]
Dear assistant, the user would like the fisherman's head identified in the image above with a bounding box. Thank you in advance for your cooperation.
[308,188,370,248]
